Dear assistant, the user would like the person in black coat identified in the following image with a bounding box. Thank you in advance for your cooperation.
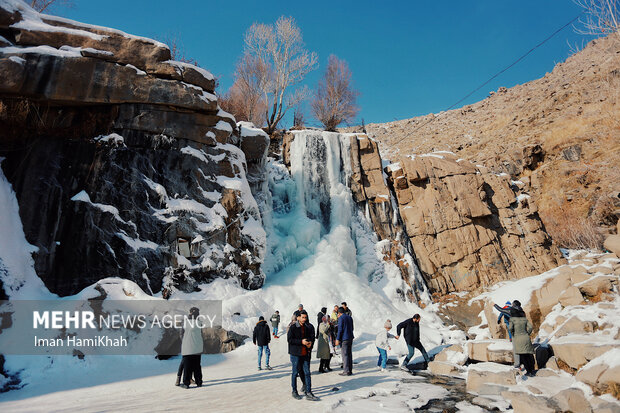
[253,316,272,370]
[396,314,430,370]
[287,310,318,401]
[316,307,327,338]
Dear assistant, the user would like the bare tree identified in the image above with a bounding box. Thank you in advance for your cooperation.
[244,16,318,135]
[30,0,73,13]
[574,0,620,37]
[311,55,360,131]
[159,33,201,66]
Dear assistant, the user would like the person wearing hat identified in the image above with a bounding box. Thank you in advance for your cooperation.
[179,307,204,389]
[253,315,272,370]
[495,301,513,341]
[375,319,396,371]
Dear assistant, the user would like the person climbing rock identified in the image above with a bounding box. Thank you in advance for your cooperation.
[508,300,536,377]
[396,314,430,370]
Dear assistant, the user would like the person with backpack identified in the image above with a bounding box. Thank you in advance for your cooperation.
[270,311,280,338]
[396,313,430,370]
[253,316,272,371]
[494,301,513,340]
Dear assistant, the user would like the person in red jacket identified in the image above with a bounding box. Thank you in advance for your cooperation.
[287,310,318,401]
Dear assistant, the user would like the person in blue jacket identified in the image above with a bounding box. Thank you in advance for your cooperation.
[495,301,513,340]
[335,306,354,376]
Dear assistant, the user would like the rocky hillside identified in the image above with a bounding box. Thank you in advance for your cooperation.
[0,1,268,297]
[345,34,620,249]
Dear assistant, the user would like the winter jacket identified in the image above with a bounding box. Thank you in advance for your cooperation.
[396,318,421,345]
[494,304,511,324]
[336,313,354,342]
[316,322,331,360]
[316,311,325,338]
[343,307,352,317]
[181,318,204,355]
[287,321,315,357]
[270,313,280,328]
[330,311,338,323]
[375,329,396,350]
[509,316,534,354]
[253,320,271,346]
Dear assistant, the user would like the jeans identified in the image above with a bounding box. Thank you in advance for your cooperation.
[272,326,278,336]
[520,353,535,374]
[341,340,353,374]
[377,347,388,369]
[404,342,430,365]
[290,355,311,393]
[181,354,202,386]
[258,345,271,367]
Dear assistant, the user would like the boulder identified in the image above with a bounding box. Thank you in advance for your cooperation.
[535,368,561,378]
[476,383,510,396]
[555,316,599,337]
[428,361,463,376]
[434,344,468,365]
[577,275,617,297]
[550,388,592,413]
[604,235,620,258]
[551,341,618,370]
[576,349,620,395]
[501,390,560,413]
[558,286,586,307]
[546,356,560,371]
[467,340,514,364]
[466,363,517,393]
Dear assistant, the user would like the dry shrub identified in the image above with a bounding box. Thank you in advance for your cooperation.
[555,357,576,374]
[542,202,604,249]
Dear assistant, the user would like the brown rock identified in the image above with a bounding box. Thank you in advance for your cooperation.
[552,342,618,370]
[466,364,517,393]
[501,390,560,413]
[578,275,617,297]
[604,235,620,258]
[428,361,462,376]
[558,285,586,307]
[550,388,592,413]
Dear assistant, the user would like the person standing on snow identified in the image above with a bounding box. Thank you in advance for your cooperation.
[316,315,333,373]
[376,319,396,372]
[316,307,327,338]
[341,302,352,317]
[253,316,272,371]
[335,306,354,376]
[396,313,430,370]
[270,311,281,338]
[179,307,203,389]
[508,300,536,377]
[288,310,318,401]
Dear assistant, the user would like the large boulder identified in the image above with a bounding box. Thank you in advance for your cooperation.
[577,275,618,297]
[501,390,560,413]
[550,388,592,413]
[428,361,464,376]
[604,235,620,258]
[466,363,517,393]
[467,340,514,364]
[551,341,618,370]
[576,349,620,395]
[434,344,468,365]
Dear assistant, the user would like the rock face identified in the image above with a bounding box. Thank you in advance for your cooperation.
[0,2,265,296]
[385,153,565,294]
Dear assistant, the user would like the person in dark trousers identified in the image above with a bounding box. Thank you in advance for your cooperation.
[270,311,280,338]
[316,307,327,338]
[179,307,203,389]
[396,313,430,370]
[494,300,521,368]
[508,300,536,377]
[494,301,513,340]
[253,316,272,370]
[335,306,354,376]
[341,302,352,317]
[288,310,318,401]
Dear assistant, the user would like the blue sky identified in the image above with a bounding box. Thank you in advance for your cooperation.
[55,0,595,126]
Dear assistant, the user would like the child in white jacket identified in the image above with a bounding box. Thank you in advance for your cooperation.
[375,319,396,371]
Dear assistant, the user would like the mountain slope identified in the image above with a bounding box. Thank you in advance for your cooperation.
[348,34,620,248]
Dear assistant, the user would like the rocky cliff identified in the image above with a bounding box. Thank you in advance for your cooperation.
[283,132,565,297]
[0,1,267,297]
[345,34,620,249]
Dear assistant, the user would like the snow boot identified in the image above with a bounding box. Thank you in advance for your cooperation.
[305,392,319,401]
[266,365,273,370]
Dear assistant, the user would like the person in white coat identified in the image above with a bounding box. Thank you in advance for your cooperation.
[375,319,396,372]
[179,307,204,389]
